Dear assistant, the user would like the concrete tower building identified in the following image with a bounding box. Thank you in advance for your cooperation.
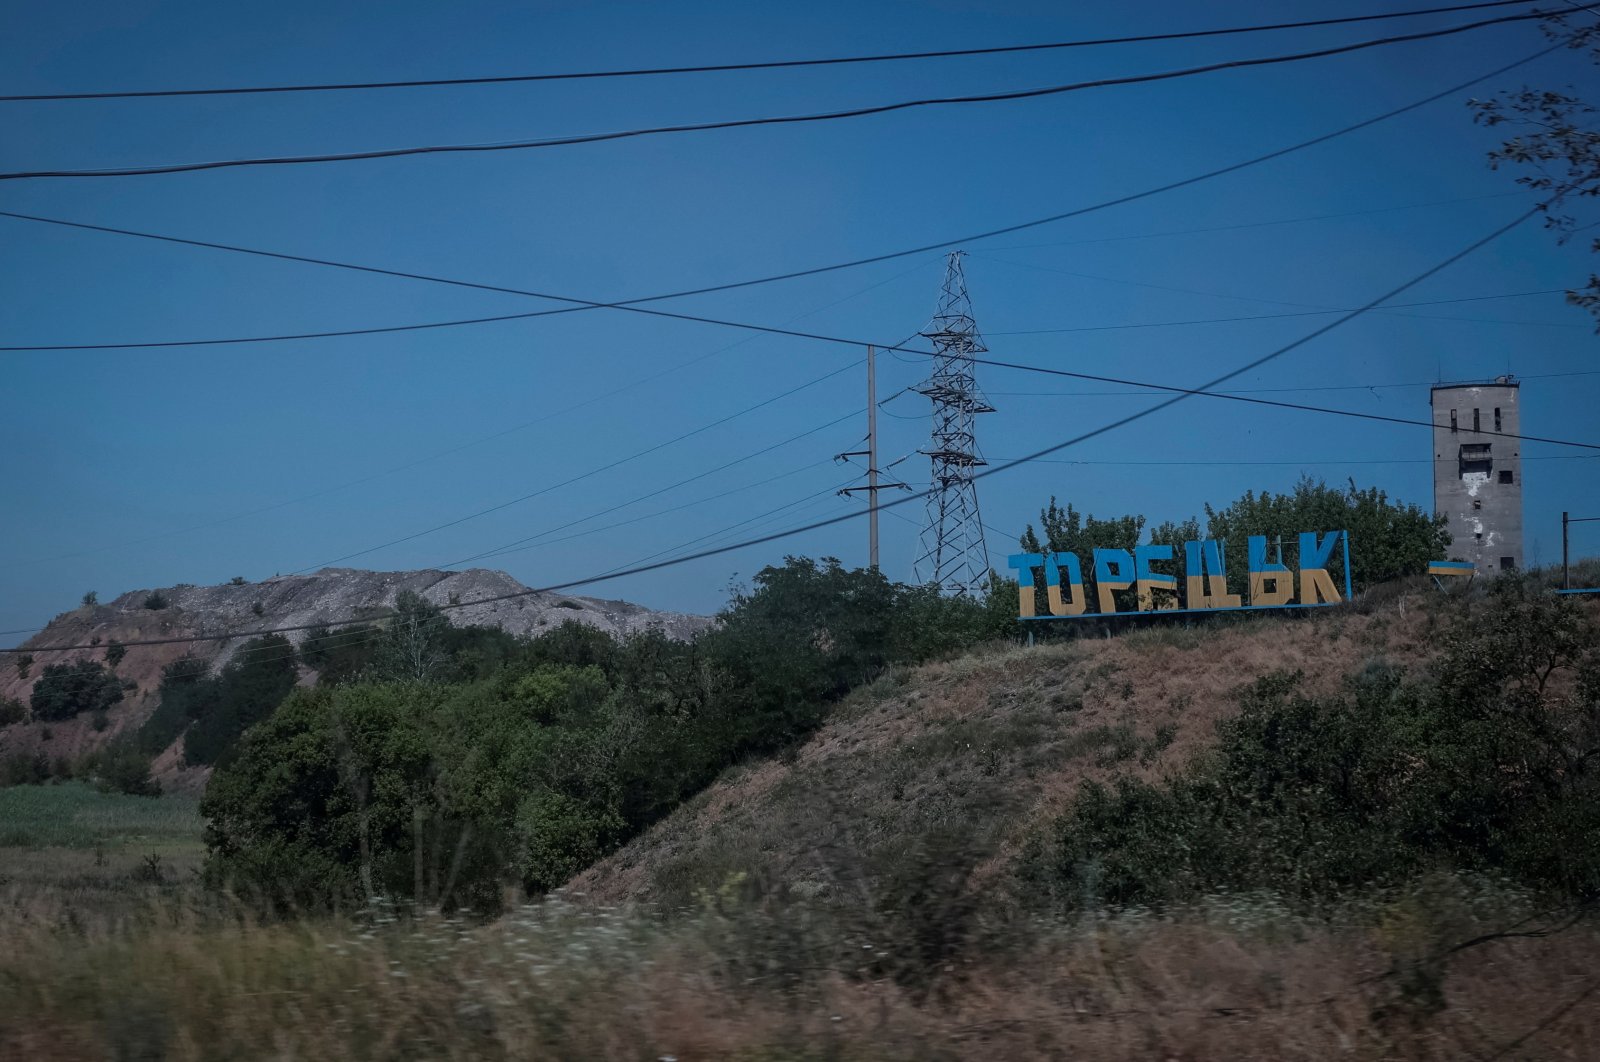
[1430,377,1523,574]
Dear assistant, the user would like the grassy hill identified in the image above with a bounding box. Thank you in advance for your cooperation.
[572,597,1435,907]
[5,577,1598,1060]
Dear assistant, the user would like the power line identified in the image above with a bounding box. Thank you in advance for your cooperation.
[284,359,861,574]
[0,11,1553,181]
[966,249,1580,326]
[0,1,1541,103]
[984,293,1579,336]
[0,43,1561,347]
[991,453,1600,466]
[434,413,862,567]
[0,286,1566,355]
[4,199,1567,654]
[1,257,934,572]
[979,190,1532,250]
[458,458,844,563]
[963,356,1600,450]
[976,367,1600,398]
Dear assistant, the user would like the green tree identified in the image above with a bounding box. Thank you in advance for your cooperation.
[0,696,25,726]
[298,623,382,685]
[93,740,161,797]
[14,653,32,681]
[143,591,170,610]
[373,590,448,683]
[701,557,901,750]
[29,659,124,721]
[105,639,126,670]
[1472,13,1600,328]
[1020,499,1146,613]
[1203,477,1447,594]
[1037,578,1600,910]
[136,656,212,756]
[81,591,97,607]
[182,635,299,766]
[0,752,49,787]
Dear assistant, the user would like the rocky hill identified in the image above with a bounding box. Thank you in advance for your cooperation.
[0,568,709,772]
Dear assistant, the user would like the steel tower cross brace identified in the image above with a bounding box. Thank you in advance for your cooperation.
[914,251,994,595]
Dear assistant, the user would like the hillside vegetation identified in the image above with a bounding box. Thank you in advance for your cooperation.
[4,477,1598,1059]
[4,575,1599,1060]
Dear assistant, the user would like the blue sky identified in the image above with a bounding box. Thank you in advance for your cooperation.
[2,0,1596,644]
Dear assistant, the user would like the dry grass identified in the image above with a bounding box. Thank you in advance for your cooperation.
[2,887,1596,1061]
[573,598,1442,907]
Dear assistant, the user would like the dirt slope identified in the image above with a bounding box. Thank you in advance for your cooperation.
[571,596,1438,906]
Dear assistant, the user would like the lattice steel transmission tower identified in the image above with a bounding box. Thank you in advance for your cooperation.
[914,251,994,595]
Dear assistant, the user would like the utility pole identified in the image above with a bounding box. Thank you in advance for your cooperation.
[838,345,907,570]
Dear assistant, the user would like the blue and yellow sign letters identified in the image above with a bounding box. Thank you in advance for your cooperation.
[1009,531,1351,620]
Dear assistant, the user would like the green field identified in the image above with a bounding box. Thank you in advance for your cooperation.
[0,783,205,910]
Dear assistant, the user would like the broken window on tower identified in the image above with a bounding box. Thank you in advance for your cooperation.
[1459,443,1492,477]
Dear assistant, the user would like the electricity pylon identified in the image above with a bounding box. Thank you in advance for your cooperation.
[913,251,994,596]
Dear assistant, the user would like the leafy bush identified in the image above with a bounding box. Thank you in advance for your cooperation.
[181,636,298,767]
[81,591,97,607]
[105,639,126,670]
[92,740,160,797]
[143,592,170,610]
[202,558,1020,911]
[136,657,211,756]
[30,660,124,721]
[0,696,25,726]
[0,751,49,787]
[298,623,382,685]
[1204,477,1448,593]
[1034,579,1600,910]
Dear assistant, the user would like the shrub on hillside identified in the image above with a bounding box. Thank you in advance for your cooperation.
[0,696,25,726]
[29,659,124,721]
[181,635,298,767]
[136,656,212,756]
[0,751,49,787]
[298,623,383,685]
[143,592,169,610]
[1032,578,1600,909]
[202,558,1021,911]
[92,740,160,797]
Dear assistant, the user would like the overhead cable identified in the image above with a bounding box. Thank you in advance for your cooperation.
[0,1,1540,102]
[0,42,1562,342]
[6,200,1579,654]
[0,11,1554,181]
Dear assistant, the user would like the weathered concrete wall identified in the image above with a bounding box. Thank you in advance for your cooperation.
[1431,381,1523,573]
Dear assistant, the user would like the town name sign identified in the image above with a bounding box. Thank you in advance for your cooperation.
[1007,531,1353,620]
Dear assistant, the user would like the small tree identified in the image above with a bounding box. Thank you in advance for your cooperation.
[1472,13,1600,328]
[230,576,248,586]
[95,741,160,797]
[30,660,124,721]
[15,653,32,681]
[105,639,126,670]
[143,591,170,610]
[0,696,26,726]
[81,591,98,607]
[374,591,448,683]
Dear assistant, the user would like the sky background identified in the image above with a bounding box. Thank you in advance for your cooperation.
[2,0,1596,644]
